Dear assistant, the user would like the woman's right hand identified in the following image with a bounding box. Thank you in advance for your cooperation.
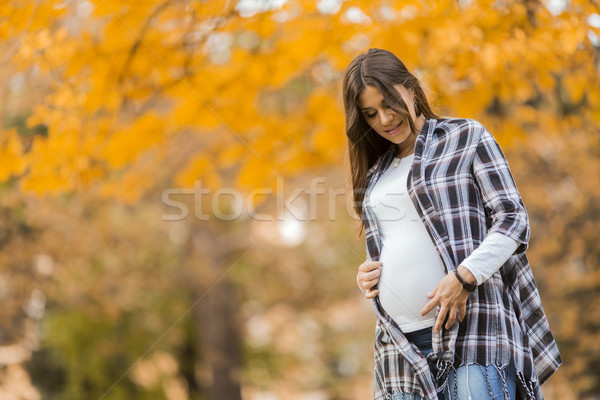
[357,259,382,299]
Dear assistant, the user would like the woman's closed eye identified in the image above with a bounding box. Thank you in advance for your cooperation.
[365,104,392,119]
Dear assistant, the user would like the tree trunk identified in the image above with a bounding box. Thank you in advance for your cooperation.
[188,225,244,400]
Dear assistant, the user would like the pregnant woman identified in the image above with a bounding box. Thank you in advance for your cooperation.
[342,48,561,399]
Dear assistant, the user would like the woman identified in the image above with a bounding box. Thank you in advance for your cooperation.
[342,48,561,400]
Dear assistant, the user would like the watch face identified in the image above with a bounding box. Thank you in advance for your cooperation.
[464,281,477,292]
[454,269,476,292]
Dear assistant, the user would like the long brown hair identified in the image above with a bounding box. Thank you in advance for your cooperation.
[342,48,440,236]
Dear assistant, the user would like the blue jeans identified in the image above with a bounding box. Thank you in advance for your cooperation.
[391,327,518,400]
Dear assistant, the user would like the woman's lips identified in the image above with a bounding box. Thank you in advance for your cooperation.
[385,120,402,134]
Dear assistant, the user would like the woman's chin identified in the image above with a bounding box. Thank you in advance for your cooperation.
[386,133,410,145]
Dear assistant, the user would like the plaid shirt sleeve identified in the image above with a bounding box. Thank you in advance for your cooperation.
[472,124,562,384]
[472,127,530,253]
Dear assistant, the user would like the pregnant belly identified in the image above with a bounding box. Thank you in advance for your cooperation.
[376,241,446,331]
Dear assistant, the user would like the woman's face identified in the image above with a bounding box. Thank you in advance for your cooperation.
[357,84,417,146]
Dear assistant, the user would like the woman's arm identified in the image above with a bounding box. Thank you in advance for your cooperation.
[420,124,530,332]
[471,127,530,253]
[460,232,520,285]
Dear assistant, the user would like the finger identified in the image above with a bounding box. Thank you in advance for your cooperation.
[445,308,457,329]
[369,261,382,272]
[357,268,380,287]
[427,285,438,298]
[458,305,466,322]
[360,261,382,272]
[366,288,379,299]
[434,306,447,333]
[367,261,382,271]
[360,275,374,289]
[369,268,382,280]
[364,276,381,288]
[420,297,438,316]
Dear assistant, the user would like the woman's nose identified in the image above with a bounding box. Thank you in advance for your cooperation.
[379,109,393,125]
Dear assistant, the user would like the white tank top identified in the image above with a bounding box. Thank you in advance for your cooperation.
[369,153,446,332]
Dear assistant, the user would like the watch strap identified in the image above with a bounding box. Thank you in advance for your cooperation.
[454,269,477,292]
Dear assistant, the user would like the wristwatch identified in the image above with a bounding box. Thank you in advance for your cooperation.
[454,269,477,293]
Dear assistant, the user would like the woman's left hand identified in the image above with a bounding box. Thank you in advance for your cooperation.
[420,265,475,333]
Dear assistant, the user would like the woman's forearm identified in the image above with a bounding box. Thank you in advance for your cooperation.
[460,231,520,285]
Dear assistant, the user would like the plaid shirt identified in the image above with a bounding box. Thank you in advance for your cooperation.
[362,117,562,400]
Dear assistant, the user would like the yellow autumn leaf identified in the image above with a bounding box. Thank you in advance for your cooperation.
[0,128,26,181]
[174,155,222,192]
[563,73,587,103]
[102,113,166,169]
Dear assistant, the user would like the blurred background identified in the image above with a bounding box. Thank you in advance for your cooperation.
[0,0,598,399]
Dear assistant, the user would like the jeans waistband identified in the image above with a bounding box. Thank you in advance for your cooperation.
[404,326,433,351]
[404,326,433,339]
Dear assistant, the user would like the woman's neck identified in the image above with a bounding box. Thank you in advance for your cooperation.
[396,115,425,158]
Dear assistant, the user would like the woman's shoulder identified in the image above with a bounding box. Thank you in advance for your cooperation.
[435,116,487,133]
[433,116,490,143]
